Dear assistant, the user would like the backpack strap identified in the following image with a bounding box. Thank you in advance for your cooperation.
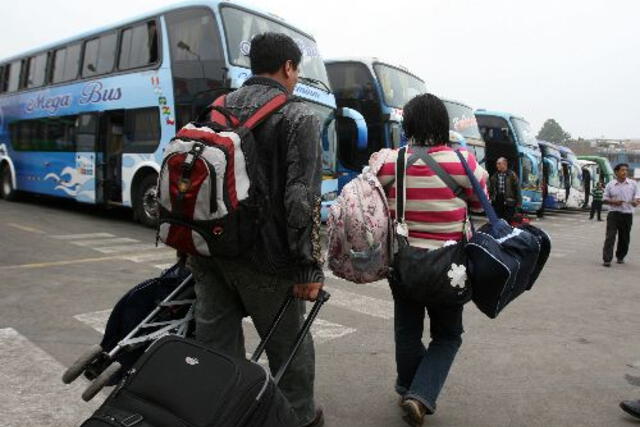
[240,93,289,130]
[207,95,240,127]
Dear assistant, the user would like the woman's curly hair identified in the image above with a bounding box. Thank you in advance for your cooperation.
[402,93,450,146]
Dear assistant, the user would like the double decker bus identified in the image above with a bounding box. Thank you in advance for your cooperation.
[558,146,585,209]
[321,57,426,216]
[0,1,365,226]
[538,140,565,209]
[475,110,544,214]
[443,98,486,166]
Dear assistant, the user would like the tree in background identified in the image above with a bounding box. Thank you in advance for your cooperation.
[537,119,571,144]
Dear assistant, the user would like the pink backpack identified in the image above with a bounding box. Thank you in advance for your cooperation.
[327,149,393,283]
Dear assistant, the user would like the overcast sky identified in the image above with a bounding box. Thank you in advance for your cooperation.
[1,0,638,139]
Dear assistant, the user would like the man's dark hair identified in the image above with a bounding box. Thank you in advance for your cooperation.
[402,93,449,146]
[249,32,302,75]
[614,163,629,172]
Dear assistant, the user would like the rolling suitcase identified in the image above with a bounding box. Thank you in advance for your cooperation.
[80,290,331,427]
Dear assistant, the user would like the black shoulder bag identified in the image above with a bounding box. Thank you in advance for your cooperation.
[389,146,472,306]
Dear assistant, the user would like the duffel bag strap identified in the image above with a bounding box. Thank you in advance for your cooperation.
[395,147,409,238]
[411,146,467,201]
[455,150,500,227]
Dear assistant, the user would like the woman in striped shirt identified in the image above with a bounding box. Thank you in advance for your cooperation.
[371,94,488,426]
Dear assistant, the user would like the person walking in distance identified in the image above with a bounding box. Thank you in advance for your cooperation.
[488,157,521,222]
[590,181,605,221]
[187,33,325,426]
[602,163,640,267]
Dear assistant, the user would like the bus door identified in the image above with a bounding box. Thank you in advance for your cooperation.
[97,110,125,204]
[74,113,99,203]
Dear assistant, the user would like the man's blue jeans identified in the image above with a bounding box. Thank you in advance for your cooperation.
[393,293,464,413]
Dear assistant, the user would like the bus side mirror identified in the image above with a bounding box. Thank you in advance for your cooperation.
[338,107,368,151]
[391,123,402,148]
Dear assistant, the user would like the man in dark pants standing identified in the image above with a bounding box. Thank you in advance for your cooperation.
[489,157,521,222]
[590,181,604,221]
[602,163,639,267]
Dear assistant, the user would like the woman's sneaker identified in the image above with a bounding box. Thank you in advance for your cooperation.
[400,398,427,426]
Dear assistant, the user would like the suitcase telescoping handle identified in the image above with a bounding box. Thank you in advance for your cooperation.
[250,290,331,385]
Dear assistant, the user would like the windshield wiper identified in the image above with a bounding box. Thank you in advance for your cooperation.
[299,76,331,93]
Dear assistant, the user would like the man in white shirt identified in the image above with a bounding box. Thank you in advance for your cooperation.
[602,163,640,267]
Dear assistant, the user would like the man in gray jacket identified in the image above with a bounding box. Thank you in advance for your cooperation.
[188,32,324,427]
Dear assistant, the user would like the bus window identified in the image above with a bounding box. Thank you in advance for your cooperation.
[521,156,536,188]
[373,64,425,109]
[9,117,74,151]
[75,114,98,152]
[123,108,161,153]
[46,116,75,151]
[119,21,159,70]
[51,44,81,84]
[166,7,225,129]
[6,60,21,92]
[26,52,48,88]
[221,7,329,87]
[326,62,383,171]
[82,32,117,77]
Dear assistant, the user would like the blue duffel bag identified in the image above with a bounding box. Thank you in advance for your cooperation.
[456,152,551,319]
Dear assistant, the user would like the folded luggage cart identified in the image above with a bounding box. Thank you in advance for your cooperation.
[62,263,195,401]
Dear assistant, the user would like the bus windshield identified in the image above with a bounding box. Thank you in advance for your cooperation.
[373,63,426,108]
[443,101,482,139]
[521,154,538,188]
[221,7,329,89]
[511,118,539,149]
[548,159,561,188]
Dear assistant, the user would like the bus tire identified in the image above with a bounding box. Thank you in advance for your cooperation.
[133,173,159,228]
[0,163,17,201]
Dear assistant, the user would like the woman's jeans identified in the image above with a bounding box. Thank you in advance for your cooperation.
[393,292,464,413]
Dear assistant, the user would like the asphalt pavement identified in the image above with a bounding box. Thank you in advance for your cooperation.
[1,196,639,426]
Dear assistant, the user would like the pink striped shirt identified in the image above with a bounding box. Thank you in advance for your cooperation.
[373,145,489,249]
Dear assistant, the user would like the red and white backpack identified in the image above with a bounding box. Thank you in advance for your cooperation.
[157,94,288,257]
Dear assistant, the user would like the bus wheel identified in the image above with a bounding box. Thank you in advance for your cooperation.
[134,174,159,228]
[0,164,17,201]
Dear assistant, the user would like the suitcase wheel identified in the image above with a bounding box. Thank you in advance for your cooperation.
[62,344,103,384]
[82,361,122,402]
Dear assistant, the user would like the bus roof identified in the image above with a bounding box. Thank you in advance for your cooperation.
[538,140,560,150]
[475,109,526,123]
[576,159,597,167]
[325,57,425,82]
[0,0,315,63]
[442,97,473,109]
[557,146,575,155]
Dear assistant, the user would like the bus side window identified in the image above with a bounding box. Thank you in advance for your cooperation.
[6,60,22,92]
[26,52,48,89]
[83,32,117,77]
[119,20,159,70]
[51,44,81,84]
[122,108,161,153]
[76,114,98,152]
